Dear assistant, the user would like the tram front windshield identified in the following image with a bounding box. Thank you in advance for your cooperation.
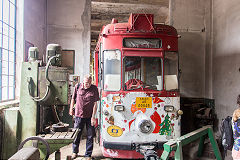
[102,51,178,91]
[123,56,163,91]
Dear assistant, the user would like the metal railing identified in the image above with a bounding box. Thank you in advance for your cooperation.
[160,125,222,160]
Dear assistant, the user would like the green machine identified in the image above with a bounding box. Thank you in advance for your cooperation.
[19,44,77,159]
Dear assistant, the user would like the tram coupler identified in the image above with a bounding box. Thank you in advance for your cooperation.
[136,144,158,160]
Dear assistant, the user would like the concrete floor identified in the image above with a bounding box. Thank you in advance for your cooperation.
[49,138,221,160]
[49,139,105,160]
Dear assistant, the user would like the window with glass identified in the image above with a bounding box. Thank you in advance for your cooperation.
[103,50,121,91]
[164,52,178,91]
[123,38,161,48]
[123,56,163,91]
[0,0,16,101]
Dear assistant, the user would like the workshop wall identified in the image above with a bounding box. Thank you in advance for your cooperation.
[171,0,212,98]
[24,0,47,59]
[47,0,91,81]
[15,0,46,100]
[18,0,47,100]
[212,0,240,124]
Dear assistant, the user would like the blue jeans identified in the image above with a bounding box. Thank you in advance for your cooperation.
[72,117,95,157]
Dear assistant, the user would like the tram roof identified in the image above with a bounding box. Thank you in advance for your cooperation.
[94,13,178,53]
[101,13,178,37]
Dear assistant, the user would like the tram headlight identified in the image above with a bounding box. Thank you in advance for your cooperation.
[114,105,125,111]
[177,109,183,116]
[138,120,152,133]
[164,105,174,112]
[113,96,121,102]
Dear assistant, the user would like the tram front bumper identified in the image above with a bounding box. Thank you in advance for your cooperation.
[103,141,167,150]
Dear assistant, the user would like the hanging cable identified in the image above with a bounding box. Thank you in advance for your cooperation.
[28,55,59,102]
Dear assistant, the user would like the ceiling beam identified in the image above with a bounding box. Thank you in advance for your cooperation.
[91,2,169,23]
[91,0,169,6]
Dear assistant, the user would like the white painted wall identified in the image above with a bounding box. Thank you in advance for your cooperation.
[15,0,47,100]
[24,0,47,58]
[171,0,212,98]
[171,0,240,132]
[47,0,91,82]
[212,0,240,125]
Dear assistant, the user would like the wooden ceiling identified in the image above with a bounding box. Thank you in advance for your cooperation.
[91,0,170,52]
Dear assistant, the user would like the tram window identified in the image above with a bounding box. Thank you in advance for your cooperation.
[164,52,178,91]
[103,50,121,91]
[123,38,161,48]
[123,56,163,91]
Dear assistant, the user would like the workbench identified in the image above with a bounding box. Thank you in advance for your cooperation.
[37,128,79,160]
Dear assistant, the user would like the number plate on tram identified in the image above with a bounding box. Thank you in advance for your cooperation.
[136,97,152,108]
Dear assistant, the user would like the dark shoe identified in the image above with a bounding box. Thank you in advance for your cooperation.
[71,153,77,159]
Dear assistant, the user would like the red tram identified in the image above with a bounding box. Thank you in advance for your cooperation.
[94,13,182,159]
